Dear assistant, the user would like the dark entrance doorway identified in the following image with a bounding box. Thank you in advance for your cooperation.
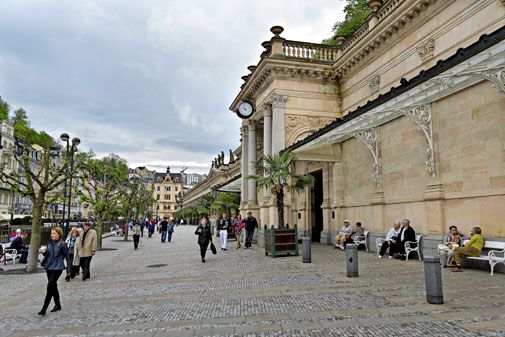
[310,170,323,242]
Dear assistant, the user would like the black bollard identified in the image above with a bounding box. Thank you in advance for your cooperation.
[424,256,444,304]
[346,243,359,277]
[302,237,311,263]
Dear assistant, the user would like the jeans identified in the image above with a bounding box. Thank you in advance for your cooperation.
[245,230,254,248]
[379,240,398,257]
[43,270,63,309]
[133,234,140,249]
[168,231,173,242]
[161,231,167,242]
[80,256,93,280]
[199,241,209,259]
[140,227,144,237]
[19,247,29,264]
[219,230,228,249]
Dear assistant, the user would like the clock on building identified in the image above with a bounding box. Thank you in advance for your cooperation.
[236,100,254,119]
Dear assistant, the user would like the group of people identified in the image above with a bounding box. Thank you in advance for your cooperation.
[438,225,484,272]
[8,229,29,264]
[38,223,97,316]
[377,218,416,260]
[196,211,258,262]
[334,220,365,250]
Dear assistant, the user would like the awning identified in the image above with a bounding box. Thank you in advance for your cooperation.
[0,214,28,221]
[215,175,241,193]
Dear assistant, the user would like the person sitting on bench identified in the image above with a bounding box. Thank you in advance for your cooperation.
[452,226,484,272]
[335,220,353,250]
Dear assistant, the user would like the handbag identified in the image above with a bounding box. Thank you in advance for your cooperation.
[210,242,217,255]
[41,256,48,268]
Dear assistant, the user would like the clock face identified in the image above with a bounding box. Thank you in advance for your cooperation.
[237,101,254,119]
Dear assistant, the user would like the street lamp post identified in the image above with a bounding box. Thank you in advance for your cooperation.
[65,137,80,238]
[60,133,80,238]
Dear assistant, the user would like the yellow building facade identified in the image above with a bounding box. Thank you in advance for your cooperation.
[153,167,184,220]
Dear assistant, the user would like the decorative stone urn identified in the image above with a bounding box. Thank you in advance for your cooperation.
[334,34,346,45]
[270,25,284,37]
[247,65,257,72]
[368,0,383,12]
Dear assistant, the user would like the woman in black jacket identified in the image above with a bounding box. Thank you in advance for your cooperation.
[38,227,71,315]
[195,217,212,263]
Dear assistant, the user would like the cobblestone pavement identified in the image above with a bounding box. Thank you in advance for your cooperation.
[0,226,504,337]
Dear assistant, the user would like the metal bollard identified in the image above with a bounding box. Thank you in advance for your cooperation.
[346,243,359,277]
[424,256,444,304]
[302,237,311,263]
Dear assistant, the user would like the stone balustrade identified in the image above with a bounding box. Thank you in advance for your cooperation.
[282,40,339,63]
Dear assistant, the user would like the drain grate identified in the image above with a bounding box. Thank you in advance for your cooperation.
[146,264,167,268]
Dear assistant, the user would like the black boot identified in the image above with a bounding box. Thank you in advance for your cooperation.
[50,306,61,312]
[38,308,46,315]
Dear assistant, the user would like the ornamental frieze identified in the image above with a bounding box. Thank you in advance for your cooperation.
[416,38,435,61]
[285,115,334,145]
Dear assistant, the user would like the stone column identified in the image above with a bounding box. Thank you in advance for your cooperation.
[240,125,249,209]
[269,94,287,154]
[247,120,258,206]
[320,163,332,245]
[262,105,273,224]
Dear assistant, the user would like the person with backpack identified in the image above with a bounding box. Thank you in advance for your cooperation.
[38,227,71,315]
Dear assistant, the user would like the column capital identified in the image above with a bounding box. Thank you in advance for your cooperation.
[269,93,287,109]
[246,119,257,131]
[240,124,249,135]
[263,104,273,118]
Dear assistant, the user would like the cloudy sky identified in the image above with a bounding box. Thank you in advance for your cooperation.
[0,0,344,174]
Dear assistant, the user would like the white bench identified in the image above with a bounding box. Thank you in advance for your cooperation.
[1,242,19,265]
[464,240,505,276]
[375,234,422,260]
[353,231,369,251]
[405,235,422,261]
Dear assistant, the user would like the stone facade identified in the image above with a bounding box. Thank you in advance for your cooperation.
[153,167,184,220]
[229,0,505,244]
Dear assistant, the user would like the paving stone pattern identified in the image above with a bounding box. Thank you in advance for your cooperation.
[0,226,504,337]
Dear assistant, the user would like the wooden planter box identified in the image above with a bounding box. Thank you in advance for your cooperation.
[264,224,299,258]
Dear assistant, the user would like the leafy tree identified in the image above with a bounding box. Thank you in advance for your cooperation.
[249,151,313,228]
[12,108,27,125]
[0,96,10,121]
[119,179,156,241]
[322,0,372,44]
[78,152,129,249]
[211,192,240,218]
[0,142,78,273]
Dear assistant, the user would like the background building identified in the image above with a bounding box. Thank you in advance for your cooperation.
[153,167,184,220]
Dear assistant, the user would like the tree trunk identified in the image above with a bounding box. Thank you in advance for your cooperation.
[26,200,44,273]
[96,218,103,250]
[276,191,285,229]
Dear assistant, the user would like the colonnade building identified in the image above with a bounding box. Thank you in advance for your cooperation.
[182,0,505,250]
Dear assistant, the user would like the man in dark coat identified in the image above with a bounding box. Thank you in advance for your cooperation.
[160,217,169,242]
[398,218,416,259]
[244,212,258,249]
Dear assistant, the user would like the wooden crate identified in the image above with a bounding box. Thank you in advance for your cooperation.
[264,224,299,258]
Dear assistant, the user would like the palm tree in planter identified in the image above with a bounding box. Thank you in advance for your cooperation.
[249,151,313,257]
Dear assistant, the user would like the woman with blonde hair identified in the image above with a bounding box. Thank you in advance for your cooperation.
[38,227,71,315]
[65,227,81,279]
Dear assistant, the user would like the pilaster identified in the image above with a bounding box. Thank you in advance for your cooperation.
[270,93,287,154]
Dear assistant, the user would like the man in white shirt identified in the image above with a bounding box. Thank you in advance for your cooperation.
[378,221,401,258]
[334,220,353,249]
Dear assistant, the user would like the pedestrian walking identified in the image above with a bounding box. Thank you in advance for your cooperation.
[38,227,71,315]
[65,227,81,279]
[195,217,212,263]
[160,217,169,242]
[132,222,141,250]
[244,212,258,249]
[140,221,145,238]
[233,213,244,249]
[77,223,97,281]
[218,213,231,251]
[167,219,174,242]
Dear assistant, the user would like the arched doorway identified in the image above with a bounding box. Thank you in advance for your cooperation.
[310,170,323,242]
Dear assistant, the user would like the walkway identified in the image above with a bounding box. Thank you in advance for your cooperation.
[0,226,504,337]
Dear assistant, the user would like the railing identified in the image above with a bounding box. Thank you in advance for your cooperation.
[282,40,339,63]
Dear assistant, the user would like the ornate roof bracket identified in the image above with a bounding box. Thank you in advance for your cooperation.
[474,67,505,95]
[354,128,380,187]
[403,104,435,178]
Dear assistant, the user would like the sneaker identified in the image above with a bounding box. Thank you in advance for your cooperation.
[377,255,383,258]
[202,258,205,263]
[339,245,345,250]
[334,246,338,249]
[388,256,393,259]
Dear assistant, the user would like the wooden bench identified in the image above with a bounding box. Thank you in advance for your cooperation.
[463,239,505,275]
[375,234,422,260]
